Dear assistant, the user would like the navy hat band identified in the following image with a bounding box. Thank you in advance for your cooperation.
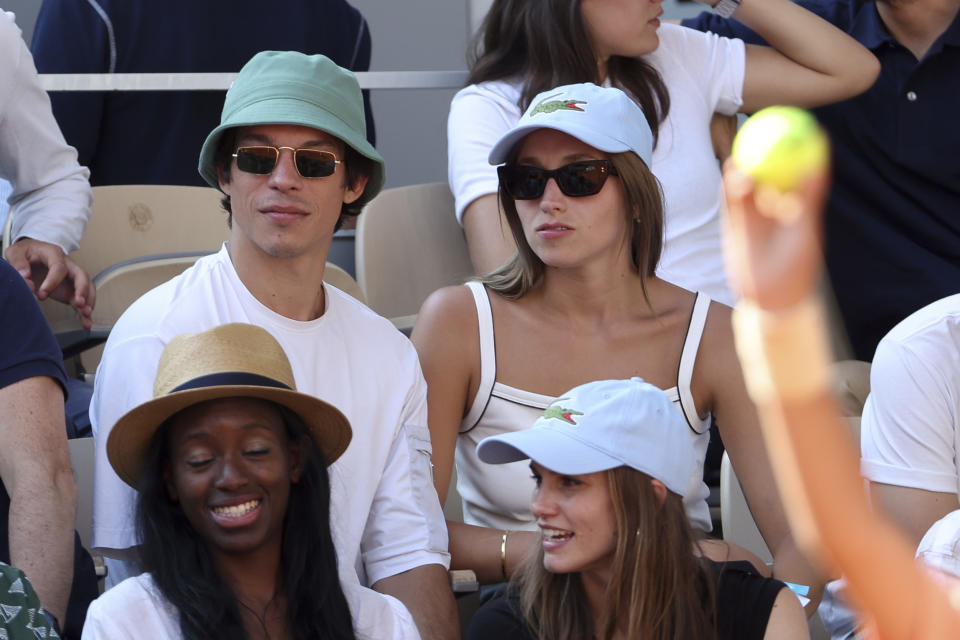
[170,372,292,394]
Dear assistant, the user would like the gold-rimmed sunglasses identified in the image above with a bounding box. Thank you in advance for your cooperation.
[232,146,341,178]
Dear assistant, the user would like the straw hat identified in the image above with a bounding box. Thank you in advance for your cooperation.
[107,323,352,489]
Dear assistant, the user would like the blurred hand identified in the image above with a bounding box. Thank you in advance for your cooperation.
[5,238,95,329]
[722,163,828,311]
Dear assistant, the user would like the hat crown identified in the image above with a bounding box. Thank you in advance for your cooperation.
[488,83,654,167]
[222,51,366,138]
[154,323,297,398]
[533,378,692,465]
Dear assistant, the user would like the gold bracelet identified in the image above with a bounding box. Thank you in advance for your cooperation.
[500,531,509,581]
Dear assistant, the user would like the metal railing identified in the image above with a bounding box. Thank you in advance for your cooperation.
[38,70,469,92]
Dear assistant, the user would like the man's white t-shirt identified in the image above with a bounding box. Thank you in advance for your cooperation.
[90,246,449,589]
[447,23,745,305]
[861,294,960,496]
[81,572,421,639]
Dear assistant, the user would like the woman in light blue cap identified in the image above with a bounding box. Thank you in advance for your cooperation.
[413,83,819,605]
[466,377,807,640]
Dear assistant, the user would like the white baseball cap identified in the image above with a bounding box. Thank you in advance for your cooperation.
[487,83,654,167]
[477,378,695,497]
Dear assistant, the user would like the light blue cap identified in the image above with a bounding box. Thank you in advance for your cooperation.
[477,378,695,497]
[488,83,654,167]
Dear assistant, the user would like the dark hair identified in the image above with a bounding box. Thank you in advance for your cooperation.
[468,0,669,143]
[483,149,664,300]
[214,129,374,232]
[136,401,357,640]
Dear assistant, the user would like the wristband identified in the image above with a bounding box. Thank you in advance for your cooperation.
[713,0,742,18]
[500,531,509,581]
[732,297,832,404]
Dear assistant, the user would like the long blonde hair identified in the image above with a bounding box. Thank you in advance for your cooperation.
[516,466,716,640]
[482,150,664,301]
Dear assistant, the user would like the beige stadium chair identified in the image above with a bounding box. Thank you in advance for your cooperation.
[323,262,366,304]
[68,437,96,552]
[12,185,229,338]
[355,182,474,333]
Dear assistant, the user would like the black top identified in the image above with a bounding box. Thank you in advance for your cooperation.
[684,1,960,360]
[467,560,786,640]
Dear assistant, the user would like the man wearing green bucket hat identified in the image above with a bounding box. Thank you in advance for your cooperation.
[88,51,458,639]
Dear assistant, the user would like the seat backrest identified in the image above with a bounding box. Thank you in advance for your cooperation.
[355,182,474,323]
[323,262,366,304]
[720,451,773,565]
[68,437,96,551]
[35,185,229,334]
[81,185,228,278]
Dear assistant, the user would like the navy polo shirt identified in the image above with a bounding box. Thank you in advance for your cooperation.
[31,0,375,187]
[684,2,960,360]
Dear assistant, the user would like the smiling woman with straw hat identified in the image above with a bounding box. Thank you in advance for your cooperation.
[82,323,420,640]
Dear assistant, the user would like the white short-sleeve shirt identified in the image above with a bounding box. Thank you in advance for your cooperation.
[861,294,960,496]
[81,572,422,639]
[90,246,449,589]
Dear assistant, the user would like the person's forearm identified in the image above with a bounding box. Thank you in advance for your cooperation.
[8,467,76,623]
[735,299,938,639]
[768,394,936,639]
[736,0,874,78]
[770,533,824,616]
[374,564,460,640]
[448,520,537,585]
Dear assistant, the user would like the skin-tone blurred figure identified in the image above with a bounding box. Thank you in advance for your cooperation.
[722,153,960,639]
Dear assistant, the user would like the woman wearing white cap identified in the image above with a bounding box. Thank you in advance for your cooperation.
[466,377,808,640]
[413,83,818,606]
[82,323,420,639]
[448,0,880,299]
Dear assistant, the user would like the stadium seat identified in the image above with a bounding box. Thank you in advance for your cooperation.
[355,182,474,333]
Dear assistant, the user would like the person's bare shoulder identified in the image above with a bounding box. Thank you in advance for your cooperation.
[415,284,480,335]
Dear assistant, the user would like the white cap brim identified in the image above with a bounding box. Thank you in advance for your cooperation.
[478,426,625,475]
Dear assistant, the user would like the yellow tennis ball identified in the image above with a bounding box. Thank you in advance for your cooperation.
[731,106,829,193]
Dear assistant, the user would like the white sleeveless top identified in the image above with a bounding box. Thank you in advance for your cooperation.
[455,281,714,532]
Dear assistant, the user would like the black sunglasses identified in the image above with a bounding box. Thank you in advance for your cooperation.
[232,145,341,178]
[498,160,618,200]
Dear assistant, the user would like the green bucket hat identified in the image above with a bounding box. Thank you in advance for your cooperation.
[198,51,385,206]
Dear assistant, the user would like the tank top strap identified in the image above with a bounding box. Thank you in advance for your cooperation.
[677,292,711,433]
[461,281,497,433]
